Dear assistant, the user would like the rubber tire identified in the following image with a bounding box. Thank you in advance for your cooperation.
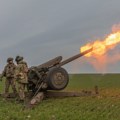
[47,67,69,90]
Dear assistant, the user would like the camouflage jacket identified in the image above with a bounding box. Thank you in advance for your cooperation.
[16,60,28,84]
[2,63,16,78]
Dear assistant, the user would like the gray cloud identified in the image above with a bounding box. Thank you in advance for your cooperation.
[0,0,120,73]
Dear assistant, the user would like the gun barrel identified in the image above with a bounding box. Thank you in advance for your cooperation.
[37,56,62,69]
[59,48,93,66]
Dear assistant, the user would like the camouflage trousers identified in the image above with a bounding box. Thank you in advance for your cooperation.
[18,82,27,100]
[5,78,17,97]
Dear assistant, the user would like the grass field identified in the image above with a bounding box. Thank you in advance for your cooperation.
[0,74,120,120]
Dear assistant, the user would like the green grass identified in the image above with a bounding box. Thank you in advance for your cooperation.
[68,74,120,89]
[0,74,120,120]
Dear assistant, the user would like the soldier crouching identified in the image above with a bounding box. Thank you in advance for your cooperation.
[1,57,17,98]
[15,56,28,102]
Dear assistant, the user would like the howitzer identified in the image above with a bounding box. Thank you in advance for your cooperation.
[28,48,93,93]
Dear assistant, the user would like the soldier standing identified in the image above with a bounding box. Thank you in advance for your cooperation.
[1,57,17,98]
[15,56,28,102]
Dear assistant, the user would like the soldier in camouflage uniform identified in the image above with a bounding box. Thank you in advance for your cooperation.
[15,56,28,101]
[1,57,17,98]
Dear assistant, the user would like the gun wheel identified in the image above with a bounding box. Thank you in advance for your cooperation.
[47,67,69,90]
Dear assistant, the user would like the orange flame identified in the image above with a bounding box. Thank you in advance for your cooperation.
[80,32,120,58]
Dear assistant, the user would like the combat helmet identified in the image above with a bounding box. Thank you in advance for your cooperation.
[15,56,23,62]
[7,57,13,62]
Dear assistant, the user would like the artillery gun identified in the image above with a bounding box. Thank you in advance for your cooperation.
[27,48,93,94]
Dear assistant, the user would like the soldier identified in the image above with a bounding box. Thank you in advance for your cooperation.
[1,57,17,98]
[15,56,28,102]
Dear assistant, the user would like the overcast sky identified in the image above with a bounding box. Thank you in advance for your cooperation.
[0,0,120,73]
